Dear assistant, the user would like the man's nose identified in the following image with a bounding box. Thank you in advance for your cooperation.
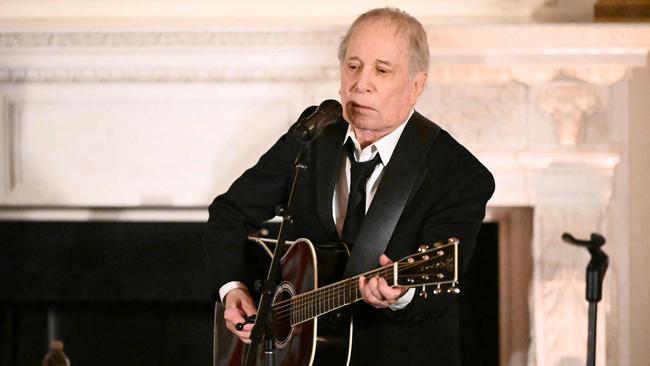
[353,69,373,93]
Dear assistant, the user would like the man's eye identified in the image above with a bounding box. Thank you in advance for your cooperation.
[377,68,388,74]
[348,64,358,70]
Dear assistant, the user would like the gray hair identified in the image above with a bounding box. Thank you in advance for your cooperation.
[337,7,430,77]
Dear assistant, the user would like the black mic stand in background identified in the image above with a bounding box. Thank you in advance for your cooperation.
[562,232,608,366]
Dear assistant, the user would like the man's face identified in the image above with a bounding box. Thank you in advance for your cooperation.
[340,19,426,135]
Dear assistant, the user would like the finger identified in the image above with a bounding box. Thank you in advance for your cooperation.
[230,322,254,334]
[366,277,388,307]
[224,308,247,325]
[225,317,254,342]
[359,276,375,299]
[359,275,391,308]
[368,277,385,300]
[224,307,253,334]
[376,277,403,303]
[234,324,254,344]
[241,301,258,317]
[359,276,377,302]
[379,254,393,266]
[359,275,367,291]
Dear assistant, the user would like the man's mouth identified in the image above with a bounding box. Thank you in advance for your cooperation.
[347,101,374,111]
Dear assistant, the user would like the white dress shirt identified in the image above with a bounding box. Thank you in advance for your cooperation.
[220,110,415,310]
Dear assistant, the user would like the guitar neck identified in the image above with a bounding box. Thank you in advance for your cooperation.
[271,240,458,327]
[281,265,394,326]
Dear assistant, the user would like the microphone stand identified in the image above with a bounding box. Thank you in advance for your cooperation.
[243,143,311,366]
[562,232,608,366]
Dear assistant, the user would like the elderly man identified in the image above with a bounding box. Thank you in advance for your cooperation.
[204,7,494,366]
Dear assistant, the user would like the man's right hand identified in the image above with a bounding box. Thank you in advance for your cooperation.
[223,288,258,344]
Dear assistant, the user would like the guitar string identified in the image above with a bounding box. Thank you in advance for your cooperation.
[272,249,454,325]
[274,264,390,314]
[285,269,382,324]
[282,268,386,324]
[273,255,445,311]
[271,257,451,322]
[271,253,445,310]
[279,262,432,325]
[274,256,445,321]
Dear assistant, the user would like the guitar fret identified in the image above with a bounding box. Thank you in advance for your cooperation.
[303,293,307,323]
[326,285,330,312]
[296,294,300,324]
[299,293,302,323]
[307,292,310,322]
[288,262,401,326]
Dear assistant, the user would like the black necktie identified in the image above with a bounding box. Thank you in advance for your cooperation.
[341,140,381,246]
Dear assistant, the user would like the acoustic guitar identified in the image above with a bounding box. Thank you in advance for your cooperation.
[213,237,460,366]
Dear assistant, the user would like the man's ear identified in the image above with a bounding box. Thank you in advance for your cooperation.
[410,72,428,103]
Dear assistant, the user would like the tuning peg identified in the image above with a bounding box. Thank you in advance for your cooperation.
[432,284,442,295]
[447,237,459,245]
[447,287,460,294]
[433,241,443,248]
[419,285,428,299]
[418,245,429,253]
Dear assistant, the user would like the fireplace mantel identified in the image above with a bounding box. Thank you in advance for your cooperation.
[0,23,648,209]
[1,23,649,85]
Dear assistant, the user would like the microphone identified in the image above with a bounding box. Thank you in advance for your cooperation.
[292,99,342,142]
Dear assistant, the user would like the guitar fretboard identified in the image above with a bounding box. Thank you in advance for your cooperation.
[273,265,394,326]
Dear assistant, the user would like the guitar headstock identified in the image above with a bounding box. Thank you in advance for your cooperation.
[395,237,460,296]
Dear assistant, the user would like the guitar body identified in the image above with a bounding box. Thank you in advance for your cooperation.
[214,238,352,366]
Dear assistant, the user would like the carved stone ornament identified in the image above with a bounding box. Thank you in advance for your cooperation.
[536,81,600,148]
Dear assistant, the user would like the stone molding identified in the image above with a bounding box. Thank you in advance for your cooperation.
[1,24,649,49]
[0,29,341,48]
[0,67,340,83]
[0,66,635,85]
[1,25,649,85]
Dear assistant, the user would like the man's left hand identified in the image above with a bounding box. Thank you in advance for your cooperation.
[359,254,407,309]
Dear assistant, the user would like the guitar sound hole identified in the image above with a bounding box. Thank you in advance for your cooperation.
[272,283,294,348]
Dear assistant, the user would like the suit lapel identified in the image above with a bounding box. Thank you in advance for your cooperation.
[386,111,441,209]
[313,118,348,237]
[368,111,440,216]
[344,111,441,276]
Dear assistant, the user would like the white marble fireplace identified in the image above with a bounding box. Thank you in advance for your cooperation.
[1,23,649,366]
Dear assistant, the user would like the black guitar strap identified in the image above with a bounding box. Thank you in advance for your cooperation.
[343,112,440,277]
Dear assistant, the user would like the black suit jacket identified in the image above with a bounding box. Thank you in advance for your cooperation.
[204,110,495,366]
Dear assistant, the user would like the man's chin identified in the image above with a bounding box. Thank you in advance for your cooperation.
[348,117,380,131]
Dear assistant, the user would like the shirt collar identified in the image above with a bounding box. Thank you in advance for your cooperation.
[343,109,414,164]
